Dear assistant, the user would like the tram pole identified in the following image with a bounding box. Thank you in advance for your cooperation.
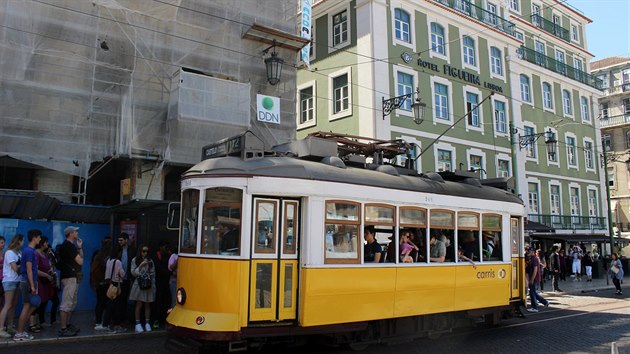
[601,140,616,256]
[509,122,519,197]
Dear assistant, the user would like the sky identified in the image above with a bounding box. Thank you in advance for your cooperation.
[566,0,630,60]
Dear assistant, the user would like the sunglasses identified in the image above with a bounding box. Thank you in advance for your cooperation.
[141,249,149,253]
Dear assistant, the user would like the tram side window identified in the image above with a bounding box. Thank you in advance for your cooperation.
[364,204,395,264]
[458,213,480,262]
[201,187,243,256]
[325,201,360,264]
[482,214,503,261]
[180,189,199,254]
[429,210,455,263]
[400,207,428,263]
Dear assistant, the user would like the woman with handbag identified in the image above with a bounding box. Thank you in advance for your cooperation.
[31,236,54,332]
[608,253,624,295]
[103,245,125,333]
[130,244,155,333]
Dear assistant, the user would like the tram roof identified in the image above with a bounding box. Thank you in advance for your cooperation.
[184,156,524,205]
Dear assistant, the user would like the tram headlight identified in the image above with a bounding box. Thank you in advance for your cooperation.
[176,287,187,305]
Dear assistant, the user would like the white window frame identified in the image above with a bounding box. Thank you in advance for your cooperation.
[527,180,541,215]
[328,3,351,53]
[562,89,573,118]
[580,96,590,122]
[524,125,537,160]
[428,20,449,61]
[297,80,317,129]
[496,155,511,178]
[492,96,508,136]
[463,85,483,132]
[461,34,478,71]
[570,22,580,43]
[466,148,486,178]
[555,49,566,75]
[520,74,531,103]
[395,135,422,172]
[531,3,541,26]
[549,182,563,219]
[587,186,598,219]
[542,81,554,112]
[489,45,504,79]
[509,0,521,14]
[328,67,352,121]
[486,1,499,26]
[565,133,578,170]
[583,137,595,172]
[393,65,418,118]
[569,183,581,219]
[435,142,455,173]
[431,76,453,125]
[392,7,415,50]
[513,30,524,42]
[534,40,546,66]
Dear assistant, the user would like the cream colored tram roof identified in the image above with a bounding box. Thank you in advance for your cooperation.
[184,156,523,205]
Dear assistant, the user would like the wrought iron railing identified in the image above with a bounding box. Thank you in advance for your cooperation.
[519,46,604,90]
[434,0,516,36]
[531,14,570,42]
[528,214,607,231]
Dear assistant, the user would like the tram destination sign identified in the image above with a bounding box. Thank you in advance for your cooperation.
[201,135,243,160]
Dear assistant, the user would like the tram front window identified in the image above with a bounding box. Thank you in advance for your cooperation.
[201,187,242,256]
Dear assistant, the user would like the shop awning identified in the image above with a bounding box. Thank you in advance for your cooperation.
[524,220,555,233]
[530,233,628,244]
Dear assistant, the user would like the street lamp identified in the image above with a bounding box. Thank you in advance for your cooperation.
[263,40,283,85]
[382,87,426,124]
[518,129,557,159]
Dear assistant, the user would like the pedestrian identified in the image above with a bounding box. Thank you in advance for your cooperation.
[91,236,112,331]
[117,232,136,324]
[46,243,61,326]
[0,236,5,309]
[537,249,546,291]
[570,245,582,281]
[168,251,178,310]
[548,246,563,292]
[58,226,83,337]
[130,244,155,333]
[31,236,54,332]
[608,252,624,295]
[583,251,594,282]
[0,234,24,338]
[153,241,171,328]
[558,248,567,281]
[526,247,549,313]
[14,229,42,341]
[103,244,126,333]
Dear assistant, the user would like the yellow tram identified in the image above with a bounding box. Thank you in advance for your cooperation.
[166,132,527,352]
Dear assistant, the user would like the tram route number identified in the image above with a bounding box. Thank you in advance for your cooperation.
[423,196,433,203]
[201,135,243,160]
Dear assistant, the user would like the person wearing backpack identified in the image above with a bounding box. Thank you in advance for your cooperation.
[91,236,112,331]
[58,226,83,337]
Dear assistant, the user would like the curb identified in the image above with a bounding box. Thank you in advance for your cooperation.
[540,285,615,296]
[0,329,166,349]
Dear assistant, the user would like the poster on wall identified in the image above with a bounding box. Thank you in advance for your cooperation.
[120,220,138,247]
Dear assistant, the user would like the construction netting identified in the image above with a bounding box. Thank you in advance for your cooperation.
[0,0,299,177]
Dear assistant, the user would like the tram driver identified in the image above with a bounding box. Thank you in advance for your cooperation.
[217,217,240,253]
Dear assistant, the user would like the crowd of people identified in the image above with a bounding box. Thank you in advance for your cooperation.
[525,243,625,312]
[0,228,179,342]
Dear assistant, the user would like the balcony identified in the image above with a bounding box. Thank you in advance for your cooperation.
[531,14,571,42]
[519,46,604,90]
[599,114,630,128]
[434,0,516,36]
[601,82,630,96]
[528,214,607,231]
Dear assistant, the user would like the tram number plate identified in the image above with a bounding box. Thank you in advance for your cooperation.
[424,196,433,203]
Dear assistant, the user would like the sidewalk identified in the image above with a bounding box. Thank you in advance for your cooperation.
[0,311,165,349]
[538,275,617,295]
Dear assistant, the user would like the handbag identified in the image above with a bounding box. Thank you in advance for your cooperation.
[137,273,152,290]
[106,260,121,300]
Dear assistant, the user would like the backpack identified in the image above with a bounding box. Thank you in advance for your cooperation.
[55,244,64,270]
[90,255,107,288]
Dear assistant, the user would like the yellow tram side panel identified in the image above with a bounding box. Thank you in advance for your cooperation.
[299,264,511,327]
[167,257,249,332]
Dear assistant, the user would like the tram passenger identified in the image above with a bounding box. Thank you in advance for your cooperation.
[217,218,239,253]
[459,231,479,261]
[429,232,446,263]
[440,235,455,262]
[363,226,382,263]
[399,229,419,263]
[333,232,353,253]
[457,246,476,269]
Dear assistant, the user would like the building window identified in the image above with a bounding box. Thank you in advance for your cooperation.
[332,10,348,47]
[498,159,510,177]
[434,82,449,120]
[580,96,590,121]
[463,36,476,66]
[524,126,536,158]
[486,3,498,26]
[394,8,411,43]
[430,22,446,55]
[584,141,594,169]
[571,24,579,42]
[567,136,577,166]
[624,98,630,115]
[603,134,612,151]
[570,187,580,217]
[588,189,598,218]
[543,82,553,109]
[550,185,561,216]
[494,100,506,133]
[514,31,524,41]
[534,40,545,65]
[623,69,630,83]
[437,149,452,172]
[573,58,584,81]
[466,92,480,127]
[333,73,349,114]
[299,86,314,124]
[469,154,482,173]
[555,50,566,74]
[490,47,503,76]
[397,71,413,111]
[602,102,609,118]
[528,183,539,214]
[531,4,541,26]
[625,130,630,149]
[562,89,572,116]
[520,74,531,102]
[509,0,520,12]
[597,73,609,89]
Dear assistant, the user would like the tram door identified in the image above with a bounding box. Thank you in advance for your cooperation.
[510,217,523,299]
[249,198,299,322]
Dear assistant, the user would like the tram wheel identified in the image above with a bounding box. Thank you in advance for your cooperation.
[347,342,370,351]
